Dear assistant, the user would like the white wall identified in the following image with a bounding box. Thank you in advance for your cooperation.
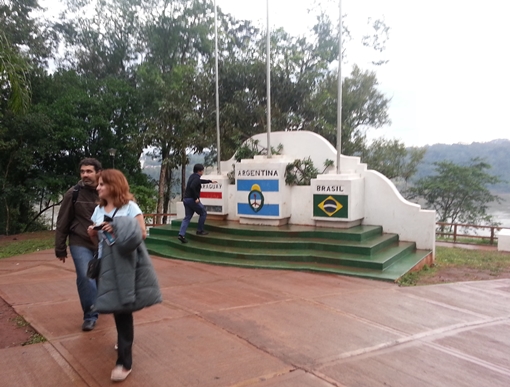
[363,170,436,250]
[205,131,435,252]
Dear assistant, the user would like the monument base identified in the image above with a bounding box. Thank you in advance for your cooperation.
[208,214,228,221]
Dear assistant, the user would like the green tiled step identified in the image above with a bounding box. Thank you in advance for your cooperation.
[145,219,432,281]
[145,240,431,281]
[146,235,415,270]
[158,220,383,242]
[150,226,397,256]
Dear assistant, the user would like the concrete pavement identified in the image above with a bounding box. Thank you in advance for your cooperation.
[1,249,510,386]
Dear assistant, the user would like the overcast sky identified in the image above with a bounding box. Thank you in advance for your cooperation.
[217,0,510,147]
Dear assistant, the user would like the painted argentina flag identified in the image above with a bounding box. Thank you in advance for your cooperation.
[237,177,280,217]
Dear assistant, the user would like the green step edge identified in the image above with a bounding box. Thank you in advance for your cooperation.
[145,219,432,281]
[146,242,431,282]
[146,236,415,270]
[161,220,383,242]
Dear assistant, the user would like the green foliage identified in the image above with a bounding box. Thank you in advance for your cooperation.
[131,185,158,214]
[361,138,426,181]
[408,158,502,225]
[302,65,391,156]
[0,32,31,114]
[285,158,334,186]
[234,139,283,162]
[1,0,395,234]
[227,140,283,184]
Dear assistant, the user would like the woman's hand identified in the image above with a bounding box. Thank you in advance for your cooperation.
[101,222,114,233]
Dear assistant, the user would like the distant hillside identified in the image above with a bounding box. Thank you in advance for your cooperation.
[413,139,510,192]
[140,141,510,193]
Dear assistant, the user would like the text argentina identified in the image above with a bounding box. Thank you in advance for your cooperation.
[238,169,279,177]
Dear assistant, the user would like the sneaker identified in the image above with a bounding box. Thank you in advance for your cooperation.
[111,365,132,382]
[196,230,209,235]
[178,235,188,243]
[82,320,96,331]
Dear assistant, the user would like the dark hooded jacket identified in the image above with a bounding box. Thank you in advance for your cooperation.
[55,181,98,257]
[93,216,162,314]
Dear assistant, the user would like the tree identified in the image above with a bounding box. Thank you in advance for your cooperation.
[408,158,502,226]
[302,65,391,156]
[361,138,426,181]
[0,32,31,114]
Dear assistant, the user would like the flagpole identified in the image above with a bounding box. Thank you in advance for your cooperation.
[266,0,272,158]
[214,0,221,173]
[336,0,342,173]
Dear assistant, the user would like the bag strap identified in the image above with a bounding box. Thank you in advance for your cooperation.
[72,184,81,205]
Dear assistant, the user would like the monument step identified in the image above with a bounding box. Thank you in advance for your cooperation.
[148,228,399,257]
[146,234,415,270]
[145,238,431,281]
[151,220,383,242]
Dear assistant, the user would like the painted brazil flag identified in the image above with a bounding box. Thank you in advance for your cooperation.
[313,195,348,218]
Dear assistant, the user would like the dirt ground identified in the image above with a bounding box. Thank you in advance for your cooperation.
[0,231,54,348]
[417,266,510,285]
[0,297,37,348]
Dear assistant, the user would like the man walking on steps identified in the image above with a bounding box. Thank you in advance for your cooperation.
[178,163,217,243]
[55,158,102,331]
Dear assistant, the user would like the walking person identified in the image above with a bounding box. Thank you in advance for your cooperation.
[178,163,217,243]
[88,169,162,382]
[55,158,102,331]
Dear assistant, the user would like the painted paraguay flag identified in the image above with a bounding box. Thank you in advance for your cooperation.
[237,179,280,216]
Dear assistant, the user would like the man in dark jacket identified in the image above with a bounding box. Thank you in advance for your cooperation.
[178,164,217,243]
[55,158,102,331]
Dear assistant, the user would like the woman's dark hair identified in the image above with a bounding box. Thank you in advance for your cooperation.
[98,169,134,208]
[193,163,204,173]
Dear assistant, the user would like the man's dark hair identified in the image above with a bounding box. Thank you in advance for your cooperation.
[79,158,102,173]
[193,163,204,173]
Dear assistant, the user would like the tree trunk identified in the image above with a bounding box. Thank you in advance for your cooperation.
[181,149,187,199]
[157,159,167,226]
[163,164,172,224]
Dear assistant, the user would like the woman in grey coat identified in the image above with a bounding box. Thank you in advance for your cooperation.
[88,169,162,382]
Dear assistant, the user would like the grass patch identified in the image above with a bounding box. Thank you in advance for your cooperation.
[10,316,47,346]
[398,246,510,286]
[437,236,496,245]
[436,246,510,270]
[0,231,54,259]
[12,315,30,328]
[398,265,437,286]
[23,333,47,346]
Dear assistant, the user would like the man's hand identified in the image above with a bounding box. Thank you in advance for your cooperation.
[211,180,218,183]
[57,256,66,263]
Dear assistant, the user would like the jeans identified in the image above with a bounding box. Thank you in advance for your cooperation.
[69,245,98,322]
[179,198,207,235]
[115,312,134,370]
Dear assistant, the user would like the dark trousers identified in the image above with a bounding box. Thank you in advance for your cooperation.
[179,198,207,235]
[114,312,133,370]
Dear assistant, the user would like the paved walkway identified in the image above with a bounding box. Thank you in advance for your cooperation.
[1,249,510,386]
